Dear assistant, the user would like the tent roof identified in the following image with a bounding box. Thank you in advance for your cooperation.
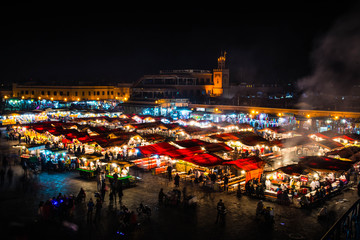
[318,130,339,138]
[258,126,289,134]
[174,139,207,148]
[299,156,353,172]
[183,153,223,167]
[272,136,313,148]
[204,143,233,152]
[326,146,360,159]
[222,156,264,171]
[210,133,240,141]
[140,134,166,142]
[233,131,272,146]
[137,142,178,155]
[276,164,312,176]
[316,139,344,150]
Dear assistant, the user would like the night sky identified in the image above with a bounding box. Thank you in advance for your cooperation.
[0,2,358,86]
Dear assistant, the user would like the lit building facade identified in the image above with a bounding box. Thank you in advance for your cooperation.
[132,53,229,100]
[12,83,131,101]
[213,52,229,96]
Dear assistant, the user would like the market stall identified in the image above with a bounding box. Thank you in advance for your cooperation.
[76,154,104,178]
[263,156,354,206]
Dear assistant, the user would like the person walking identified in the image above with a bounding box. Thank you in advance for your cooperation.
[87,198,94,223]
[174,173,180,188]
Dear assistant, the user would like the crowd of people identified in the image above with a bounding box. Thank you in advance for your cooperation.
[37,193,77,221]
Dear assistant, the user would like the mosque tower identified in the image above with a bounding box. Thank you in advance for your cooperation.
[213,51,229,96]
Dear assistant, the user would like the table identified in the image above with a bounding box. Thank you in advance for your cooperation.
[77,168,96,178]
[106,175,134,187]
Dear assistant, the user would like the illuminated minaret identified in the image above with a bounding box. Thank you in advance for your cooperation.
[218,51,226,69]
[213,51,229,96]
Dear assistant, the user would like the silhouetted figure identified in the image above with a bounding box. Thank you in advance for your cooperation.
[174,173,180,187]
[87,198,94,223]
[215,199,226,224]
[7,167,13,186]
[158,188,165,205]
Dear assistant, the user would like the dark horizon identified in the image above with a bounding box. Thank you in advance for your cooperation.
[1,2,359,87]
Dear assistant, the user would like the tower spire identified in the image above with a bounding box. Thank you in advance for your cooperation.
[218,51,226,69]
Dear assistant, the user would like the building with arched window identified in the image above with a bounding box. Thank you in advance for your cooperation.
[132,53,229,100]
[12,83,131,101]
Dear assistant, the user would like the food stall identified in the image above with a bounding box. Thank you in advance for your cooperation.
[76,154,104,178]
[105,160,136,187]
[106,160,132,177]
[263,156,354,206]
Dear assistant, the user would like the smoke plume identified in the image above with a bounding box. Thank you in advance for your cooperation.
[297,5,360,109]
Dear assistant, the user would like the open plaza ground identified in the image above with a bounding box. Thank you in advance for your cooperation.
[1,136,359,240]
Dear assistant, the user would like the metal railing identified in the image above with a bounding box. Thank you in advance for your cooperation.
[321,199,360,240]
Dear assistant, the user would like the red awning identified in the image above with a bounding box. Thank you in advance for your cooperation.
[174,139,207,148]
[223,156,264,171]
[183,153,223,167]
[299,156,353,171]
[137,142,178,155]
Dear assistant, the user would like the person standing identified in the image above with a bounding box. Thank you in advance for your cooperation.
[117,181,123,205]
[87,198,94,223]
[110,179,117,203]
[167,165,172,181]
[194,170,199,184]
[215,199,226,224]
[7,167,13,186]
[158,188,165,205]
[224,175,229,192]
[174,173,180,187]
[256,200,264,218]
[101,182,106,201]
